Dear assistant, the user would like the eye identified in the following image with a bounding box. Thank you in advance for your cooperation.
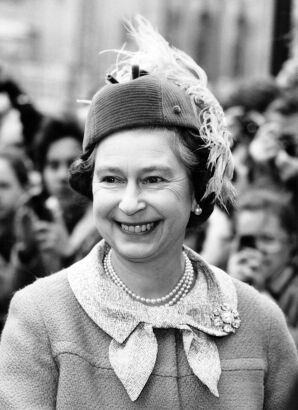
[0,182,10,190]
[259,235,276,244]
[143,176,165,184]
[101,176,123,184]
[46,160,60,170]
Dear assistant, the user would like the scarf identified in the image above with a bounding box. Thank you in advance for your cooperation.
[68,240,240,401]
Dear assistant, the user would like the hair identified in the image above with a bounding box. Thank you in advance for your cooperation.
[0,148,31,188]
[235,188,298,238]
[33,116,83,171]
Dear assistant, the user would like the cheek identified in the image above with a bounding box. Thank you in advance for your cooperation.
[265,248,290,269]
[1,193,13,208]
[8,186,24,204]
[278,246,292,262]
[92,189,116,219]
[43,170,55,187]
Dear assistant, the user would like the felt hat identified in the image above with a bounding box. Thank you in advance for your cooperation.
[83,73,200,153]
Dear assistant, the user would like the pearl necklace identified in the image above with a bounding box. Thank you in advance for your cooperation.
[103,249,194,307]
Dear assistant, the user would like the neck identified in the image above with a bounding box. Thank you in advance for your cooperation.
[110,248,185,299]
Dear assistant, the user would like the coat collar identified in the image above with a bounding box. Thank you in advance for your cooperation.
[68,240,240,401]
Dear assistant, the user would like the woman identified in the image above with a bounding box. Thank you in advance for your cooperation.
[0,148,31,333]
[0,17,297,409]
[12,116,100,285]
[227,188,298,345]
[0,149,31,332]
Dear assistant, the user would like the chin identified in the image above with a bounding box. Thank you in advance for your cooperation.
[111,242,159,262]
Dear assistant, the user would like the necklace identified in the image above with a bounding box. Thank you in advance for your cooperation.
[103,249,194,307]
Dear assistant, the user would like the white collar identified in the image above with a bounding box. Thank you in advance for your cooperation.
[68,240,240,401]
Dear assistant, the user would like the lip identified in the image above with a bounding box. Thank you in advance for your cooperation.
[116,220,159,226]
[115,220,160,235]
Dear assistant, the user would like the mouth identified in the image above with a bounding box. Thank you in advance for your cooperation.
[116,221,159,234]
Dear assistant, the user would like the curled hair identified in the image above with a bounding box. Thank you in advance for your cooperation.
[69,149,95,200]
[170,128,218,225]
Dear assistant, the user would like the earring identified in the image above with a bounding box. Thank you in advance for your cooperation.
[194,204,202,216]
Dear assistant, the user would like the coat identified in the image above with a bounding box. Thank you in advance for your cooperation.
[0,241,297,409]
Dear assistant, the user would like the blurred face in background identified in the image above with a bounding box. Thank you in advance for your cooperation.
[43,136,81,206]
[264,111,298,182]
[0,157,25,226]
[235,208,292,281]
[266,110,298,136]
[265,111,298,157]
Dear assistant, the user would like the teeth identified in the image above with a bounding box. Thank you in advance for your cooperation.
[120,222,155,233]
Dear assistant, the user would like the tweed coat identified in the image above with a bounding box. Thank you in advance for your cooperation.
[0,242,297,409]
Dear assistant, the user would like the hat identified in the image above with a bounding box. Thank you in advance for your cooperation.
[79,16,234,206]
[83,74,199,153]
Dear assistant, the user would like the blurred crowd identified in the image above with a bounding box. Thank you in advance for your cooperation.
[1,58,298,349]
[0,69,100,332]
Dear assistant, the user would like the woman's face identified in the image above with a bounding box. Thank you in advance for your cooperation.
[43,137,81,204]
[92,128,195,262]
[0,158,25,222]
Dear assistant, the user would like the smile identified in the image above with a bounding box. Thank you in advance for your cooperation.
[118,222,157,234]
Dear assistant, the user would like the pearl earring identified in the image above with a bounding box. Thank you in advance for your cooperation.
[194,204,202,215]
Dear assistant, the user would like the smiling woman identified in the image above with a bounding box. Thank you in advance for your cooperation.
[0,16,297,409]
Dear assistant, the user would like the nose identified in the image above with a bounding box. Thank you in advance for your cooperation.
[56,164,69,182]
[118,183,146,215]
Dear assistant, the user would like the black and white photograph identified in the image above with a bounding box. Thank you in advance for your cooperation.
[0,0,298,408]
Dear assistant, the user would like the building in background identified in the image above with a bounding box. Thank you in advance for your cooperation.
[0,0,292,116]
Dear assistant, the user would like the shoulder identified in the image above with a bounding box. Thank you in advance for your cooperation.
[7,270,71,329]
[233,276,285,319]
[8,242,103,328]
[13,242,102,306]
[4,260,97,347]
[232,276,296,353]
[209,263,291,339]
[9,249,92,323]
[210,263,284,317]
[13,269,69,303]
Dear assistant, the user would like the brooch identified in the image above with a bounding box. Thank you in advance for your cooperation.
[211,303,241,334]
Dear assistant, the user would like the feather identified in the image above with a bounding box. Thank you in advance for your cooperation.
[102,15,235,206]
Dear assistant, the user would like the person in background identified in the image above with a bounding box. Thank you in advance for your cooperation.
[196,77,279,267]
[249,93,298,213]
[0,149,32,332]
[227,188,298,347]
[222,76,280,193]
[0,67,43,159]
[0,17,297,409]
[276,56,298,96]
[12,116,100,289]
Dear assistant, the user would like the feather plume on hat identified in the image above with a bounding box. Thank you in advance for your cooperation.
[102,16,235,207]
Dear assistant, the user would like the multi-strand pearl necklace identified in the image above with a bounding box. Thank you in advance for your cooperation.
[103,249,194,307]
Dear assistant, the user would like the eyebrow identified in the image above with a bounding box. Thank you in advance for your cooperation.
[95,165,174,174]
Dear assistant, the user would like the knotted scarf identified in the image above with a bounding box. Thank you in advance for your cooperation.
[68,241,240,401]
